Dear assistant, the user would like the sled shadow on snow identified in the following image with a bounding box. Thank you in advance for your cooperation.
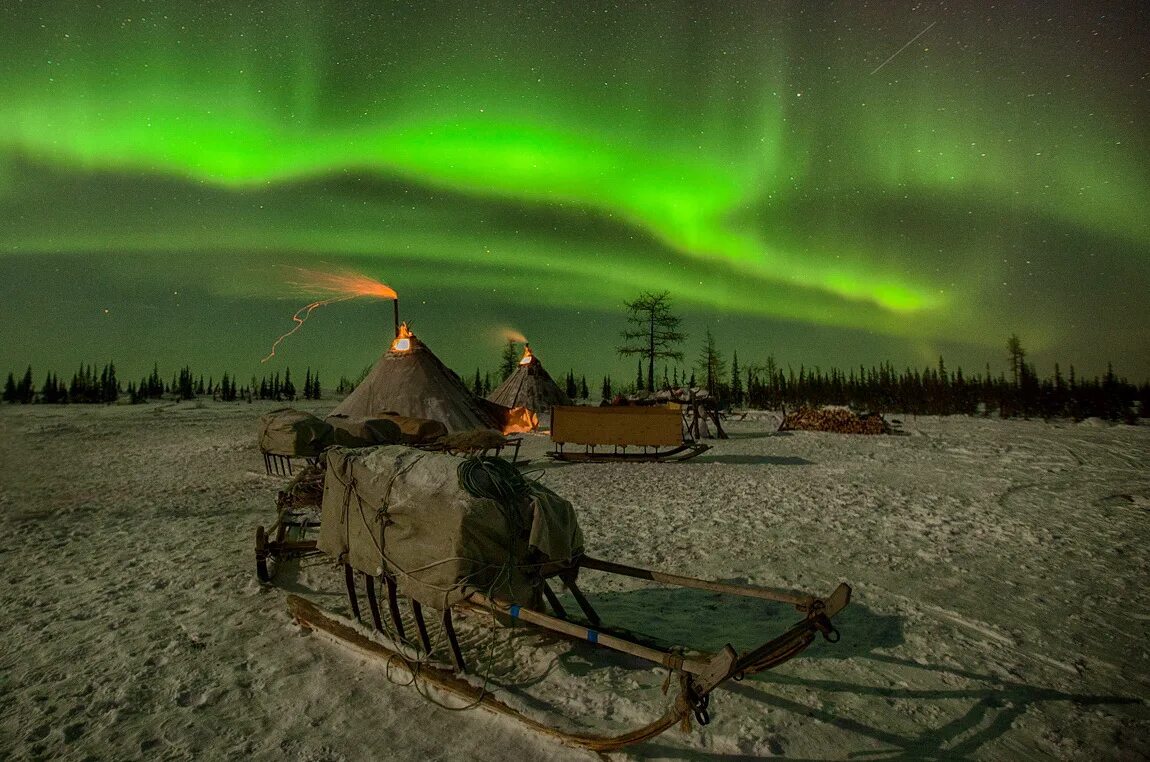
[687,454,813,466]
[552,583,901,673]
[723,430,791,440]
[578,586,1142,761]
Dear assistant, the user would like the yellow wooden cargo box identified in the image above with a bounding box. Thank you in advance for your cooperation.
[550,404,684,448]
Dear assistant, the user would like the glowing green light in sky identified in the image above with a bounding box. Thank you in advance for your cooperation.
[0,0,1146,372]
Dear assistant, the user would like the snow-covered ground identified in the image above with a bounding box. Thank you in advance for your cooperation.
[2,401,1147,760]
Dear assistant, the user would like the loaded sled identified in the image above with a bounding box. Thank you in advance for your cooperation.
[547,404,710,463]
[260,444,851,752]
[254,463,324,583]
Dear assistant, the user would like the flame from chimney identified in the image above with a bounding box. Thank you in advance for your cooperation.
[390,321,414,353]
[262,267,397,362]
[518,343,535,365]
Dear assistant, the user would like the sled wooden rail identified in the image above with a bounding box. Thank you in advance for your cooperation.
[467,591,723,675]
[288,593,719,752]
[288,572,852,751]
[578,556,817,610]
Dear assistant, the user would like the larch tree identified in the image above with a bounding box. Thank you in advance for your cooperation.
[617,290,686,392]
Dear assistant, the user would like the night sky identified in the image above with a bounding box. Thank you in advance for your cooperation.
[2,1,1147,386]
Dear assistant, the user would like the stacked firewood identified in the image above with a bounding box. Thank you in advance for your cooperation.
[779,406,892,435]
[278,463,326,509]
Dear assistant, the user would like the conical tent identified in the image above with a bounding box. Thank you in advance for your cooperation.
[331,324,501,434]
[487,344,572,415]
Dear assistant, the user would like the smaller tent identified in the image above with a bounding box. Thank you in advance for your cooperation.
[487,345,571,426]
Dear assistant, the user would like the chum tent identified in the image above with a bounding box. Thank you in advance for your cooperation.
[487,344,571,423]
[330,323,503,434]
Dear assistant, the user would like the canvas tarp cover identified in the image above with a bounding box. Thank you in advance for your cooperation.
[325,414,404,447]
[258,408,334,456]
[317,446,583,609]
[373,413,448,445]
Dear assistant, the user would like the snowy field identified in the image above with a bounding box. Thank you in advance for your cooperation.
[2,401,1148,760]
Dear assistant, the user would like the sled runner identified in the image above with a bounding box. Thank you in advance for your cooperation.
[289,564,849,752]
[265,445,851,750]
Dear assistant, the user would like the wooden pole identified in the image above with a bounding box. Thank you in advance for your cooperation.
[344,564,361,622]
[364,575,385,632]
[383,574,407,642]
[468,592,715,675]
[578,556,816,609]
[410,600,433,653]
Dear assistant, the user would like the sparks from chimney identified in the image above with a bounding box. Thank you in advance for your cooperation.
[262,267,398,362]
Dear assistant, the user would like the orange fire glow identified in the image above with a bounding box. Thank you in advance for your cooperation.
[390,321,414,353]
[262,268,397,362]
[501,406,539,434]
[518,344,535,365]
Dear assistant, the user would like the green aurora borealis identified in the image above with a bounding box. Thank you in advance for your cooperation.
[1,1,1147,382]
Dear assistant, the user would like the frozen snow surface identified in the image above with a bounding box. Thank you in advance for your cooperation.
[2,401,1148,760]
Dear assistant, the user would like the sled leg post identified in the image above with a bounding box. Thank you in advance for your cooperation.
[344,564,361,623]
[411,600,433,654]
[255,526,271,583]
[442,609,467,673]
[382,574,408,642]
[364,575,385,632]
[542,581,568,619]
[564,576,601,627]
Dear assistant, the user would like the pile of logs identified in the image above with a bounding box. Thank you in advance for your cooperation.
[779,406,892,435]
[278,463,325,510]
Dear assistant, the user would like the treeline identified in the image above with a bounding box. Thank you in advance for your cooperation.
[2,364,326,405]
[732,357,1149,423]
[5,353,1149,424]
[594,353,1147,423]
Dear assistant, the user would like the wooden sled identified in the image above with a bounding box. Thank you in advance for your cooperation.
[255,464,324,583]
[547,404,709,463]
[287,554,851,752]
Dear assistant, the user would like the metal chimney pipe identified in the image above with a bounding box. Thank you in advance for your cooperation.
[393,297,400,337]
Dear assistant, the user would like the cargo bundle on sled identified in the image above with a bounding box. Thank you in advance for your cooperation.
[262,444,851,751]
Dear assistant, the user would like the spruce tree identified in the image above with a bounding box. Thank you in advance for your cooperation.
[696,329,726,400]
[499,340,519,381]
[19,366,34,403]
[282,369,296,401]
[730,351,743,406]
